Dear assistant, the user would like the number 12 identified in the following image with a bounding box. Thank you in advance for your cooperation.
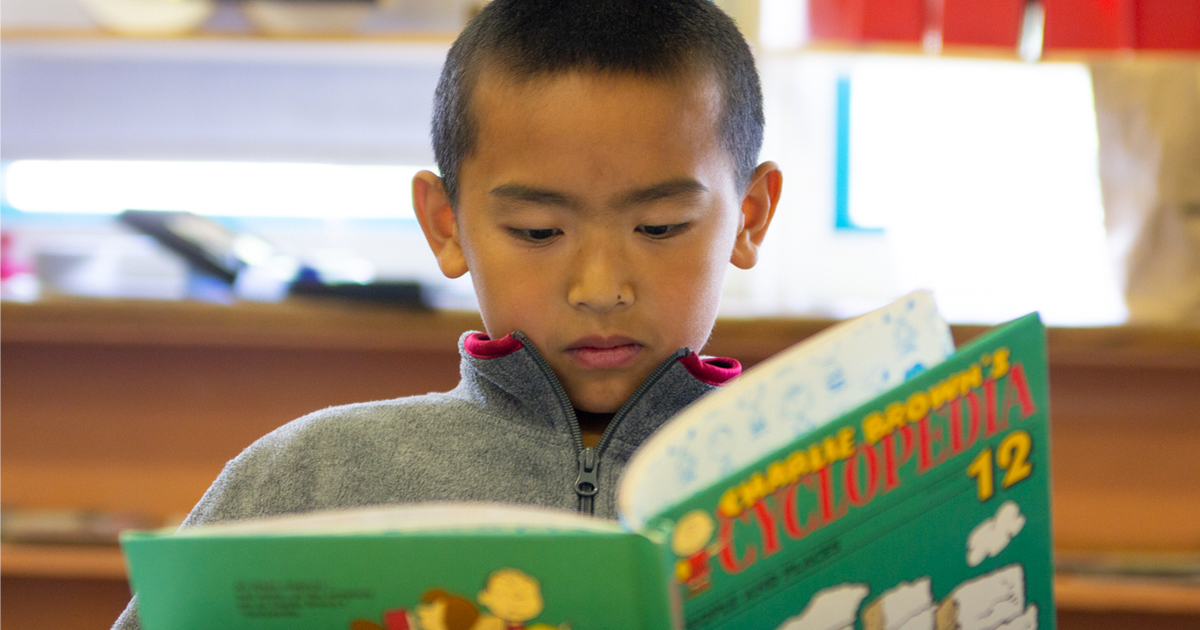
[967,430,1033,501]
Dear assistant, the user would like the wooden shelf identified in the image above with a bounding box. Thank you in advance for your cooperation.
[0,543,127,580]
[4,297,1199,367]
[1056,574,1200,614]
[0,297,484,353]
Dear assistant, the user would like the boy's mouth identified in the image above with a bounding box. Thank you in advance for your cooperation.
[566,336,643,369]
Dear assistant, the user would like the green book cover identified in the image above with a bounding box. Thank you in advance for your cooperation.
[123,507,678,630]
[122,301,1053,630]
[649,312,1053,630]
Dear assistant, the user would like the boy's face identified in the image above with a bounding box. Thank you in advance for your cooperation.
[416,70,779,412]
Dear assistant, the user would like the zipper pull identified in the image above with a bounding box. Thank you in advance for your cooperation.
[575,447,599,498]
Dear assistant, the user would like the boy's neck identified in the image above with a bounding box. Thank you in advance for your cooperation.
[574,409,616,448]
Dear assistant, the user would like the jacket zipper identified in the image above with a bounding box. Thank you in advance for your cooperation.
[512,332,687,515]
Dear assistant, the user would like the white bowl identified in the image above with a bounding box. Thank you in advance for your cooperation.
[78,0,215,36]
[243,0,375,36]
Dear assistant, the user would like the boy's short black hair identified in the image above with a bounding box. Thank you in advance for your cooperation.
[432,0,764,205]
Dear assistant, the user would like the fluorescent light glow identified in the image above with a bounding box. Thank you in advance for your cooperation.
[845,57,1125,325]
[760,0,808,49]
[4,160,435,219]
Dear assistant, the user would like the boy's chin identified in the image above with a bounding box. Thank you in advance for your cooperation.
[563,379,640,414]
[555,349,667,412]
[567,395,625,415]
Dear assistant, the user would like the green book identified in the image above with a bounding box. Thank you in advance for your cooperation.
[122,295,1054,630]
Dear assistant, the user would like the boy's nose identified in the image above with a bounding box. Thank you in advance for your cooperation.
[567,244,634,313]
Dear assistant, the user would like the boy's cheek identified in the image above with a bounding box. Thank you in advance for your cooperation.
[474,277,555,337]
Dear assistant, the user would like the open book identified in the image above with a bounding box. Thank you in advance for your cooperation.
[121,292,1055,630]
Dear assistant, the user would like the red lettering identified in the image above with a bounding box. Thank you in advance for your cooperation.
[780,480,820,540]
[947,402,962,455]
[844,444,879,506]
[815,465,847,524]
[916,414,949,474]
[960,390,981,451]
[716,514,756,574]
[879,427,914,492]
[1000,363,1038,424]
[983,378,1003,436]
[751,499,782,558]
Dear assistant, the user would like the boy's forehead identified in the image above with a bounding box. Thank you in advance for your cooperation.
[461,68,734,198]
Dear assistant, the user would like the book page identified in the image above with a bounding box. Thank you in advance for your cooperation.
[171,503,625,538]
[619,291,954,530]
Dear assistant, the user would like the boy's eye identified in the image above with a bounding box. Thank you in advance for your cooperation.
[636,223,688,238]
[510,228,562,242]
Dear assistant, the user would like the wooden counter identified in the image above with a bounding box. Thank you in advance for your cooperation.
[3,297,1199,628]
[6,296,1199,366]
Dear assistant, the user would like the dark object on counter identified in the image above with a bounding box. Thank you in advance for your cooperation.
[0,507,163,546]
[288,278,427,308]
[119,210,260,284]
[119,210,429,308]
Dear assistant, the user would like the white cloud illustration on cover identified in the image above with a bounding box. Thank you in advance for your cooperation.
[967,501,1026,568]
[774,565,1038,630]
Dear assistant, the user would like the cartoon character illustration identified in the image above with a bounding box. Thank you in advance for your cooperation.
[416,588,481,630]
[779,381,816,436]
[706,424,737,474]
[904,363,927,379]
[349,608,416,630]
[862,578,935,630]
[775,583,870,630]
[668,429,700,485]
[862,364,892,395]
[893,315,918,356]
[967,501,1026,568]
[476,568,544,630]
[737,384,771,438]
[821,359,847,394]
[350,571,569,630]
[936,564,1036,630]
[671,509,719,599]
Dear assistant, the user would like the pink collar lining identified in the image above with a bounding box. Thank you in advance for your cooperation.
[463,332,524,359]
[679,352,741,386]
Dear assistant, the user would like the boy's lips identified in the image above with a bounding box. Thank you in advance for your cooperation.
[566,336,643,369]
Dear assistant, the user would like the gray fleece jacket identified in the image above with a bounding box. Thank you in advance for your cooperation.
[112,330,739,629]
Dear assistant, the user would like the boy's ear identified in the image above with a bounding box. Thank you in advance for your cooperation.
[412,170,469,279]
[730,161,783,270]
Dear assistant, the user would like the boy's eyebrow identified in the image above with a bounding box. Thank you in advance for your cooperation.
[488,178,708,210]
[613,178,708,208]
[489,184,577,208]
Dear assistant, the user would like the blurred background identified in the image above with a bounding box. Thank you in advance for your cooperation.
[1,1,1198,628]
[3,0,1197,324]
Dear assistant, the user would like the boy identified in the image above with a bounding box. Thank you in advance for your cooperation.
[113,0,781,627]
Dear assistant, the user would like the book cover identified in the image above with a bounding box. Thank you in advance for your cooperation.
[647,313,1053,630]
[123,506,677,630]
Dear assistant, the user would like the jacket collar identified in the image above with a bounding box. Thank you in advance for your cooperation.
[456,331,740,455]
